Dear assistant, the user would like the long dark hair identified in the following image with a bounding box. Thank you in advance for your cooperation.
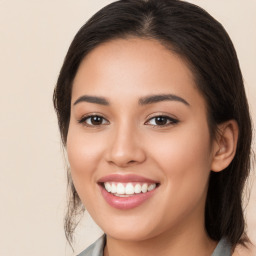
[53,0,252,248]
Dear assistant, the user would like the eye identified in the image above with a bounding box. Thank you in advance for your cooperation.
[146,115,179,126]
[79,115,109,126]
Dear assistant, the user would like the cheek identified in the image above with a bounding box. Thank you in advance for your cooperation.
[150,122,212,198]
[67,123,105,168]
[66,126,105,198]
[66,131,107,217]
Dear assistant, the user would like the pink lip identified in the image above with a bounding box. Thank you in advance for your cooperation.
[97,174,159,210]
[99,185,158,210]
[97,174,159,183]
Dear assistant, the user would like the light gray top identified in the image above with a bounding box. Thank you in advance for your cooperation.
[77,235,231,256]
[212,237,231,256]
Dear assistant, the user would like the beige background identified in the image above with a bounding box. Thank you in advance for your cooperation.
[0,1,255,255]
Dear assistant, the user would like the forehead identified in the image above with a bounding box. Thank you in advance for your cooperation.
[72,38,204,108]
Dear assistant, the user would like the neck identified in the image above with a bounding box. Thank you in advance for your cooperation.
[104,229,216,256]
[104,208,217,256]
[104,232,216,256]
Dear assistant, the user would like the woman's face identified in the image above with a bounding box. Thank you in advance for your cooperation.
[67,38,215,241]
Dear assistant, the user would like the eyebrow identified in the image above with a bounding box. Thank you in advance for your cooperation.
[73,95,109,106]
[139,94,190,106]
[73,93,189,106]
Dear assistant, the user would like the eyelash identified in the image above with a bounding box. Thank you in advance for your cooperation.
[78,114,109,127]
[78,114,179,128]
[145,115,179,127]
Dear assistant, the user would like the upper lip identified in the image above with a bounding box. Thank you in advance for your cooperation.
[97,174,159,184]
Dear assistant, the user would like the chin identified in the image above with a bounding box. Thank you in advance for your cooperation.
[105,228,156,242]
[99,216,161,242]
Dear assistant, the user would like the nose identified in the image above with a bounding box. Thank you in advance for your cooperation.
[105,124,146,168]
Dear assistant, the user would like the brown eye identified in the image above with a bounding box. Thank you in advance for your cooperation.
[155,116,169,125]
[90,116,104,125]
[79,115,109,126]
[146,115,179,126]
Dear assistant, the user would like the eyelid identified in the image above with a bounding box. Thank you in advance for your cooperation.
[145,113,179,127]
[77,112,179,128]
[78,113,110,127]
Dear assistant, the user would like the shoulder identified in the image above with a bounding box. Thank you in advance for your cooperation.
[77,235,106,256]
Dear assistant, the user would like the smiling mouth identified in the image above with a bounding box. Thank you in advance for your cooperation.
[97,174,160,209]
[100,182,160,197]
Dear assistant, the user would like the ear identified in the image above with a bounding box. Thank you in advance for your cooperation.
[211,120,239,172]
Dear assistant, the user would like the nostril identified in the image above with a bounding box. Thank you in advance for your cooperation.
[128,160,136,164]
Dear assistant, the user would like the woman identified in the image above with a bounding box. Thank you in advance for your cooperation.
[53,0,252,255]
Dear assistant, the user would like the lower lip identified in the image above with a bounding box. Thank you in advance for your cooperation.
[99,185,158,210]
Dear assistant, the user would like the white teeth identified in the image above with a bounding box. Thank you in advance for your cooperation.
[134,184,142,193]
[104,182,112,192]
[104,182,157,195]
[111,183,117,193]
[141,183,148,193]
[125,183,134,195]
[116,183,125,194]
[148,183,156,191]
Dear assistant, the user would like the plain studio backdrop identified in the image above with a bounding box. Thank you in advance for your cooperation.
[0,0,255,255]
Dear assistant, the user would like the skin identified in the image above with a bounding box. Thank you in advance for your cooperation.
[67,38,238,256]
